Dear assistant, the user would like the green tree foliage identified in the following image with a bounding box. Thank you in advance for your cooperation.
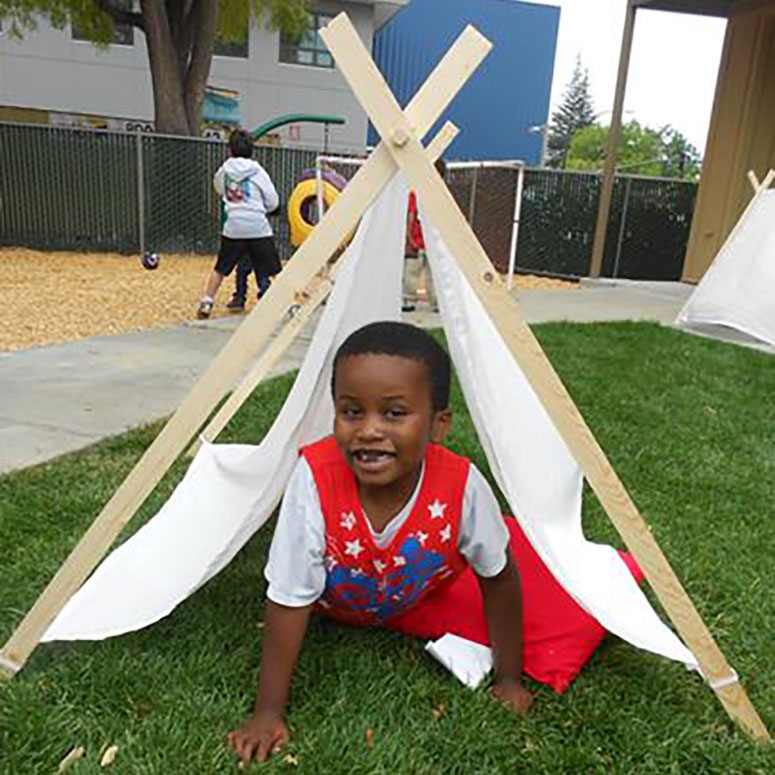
[565,121,701,180]
[546,55,596,169]
[0,0,310,136]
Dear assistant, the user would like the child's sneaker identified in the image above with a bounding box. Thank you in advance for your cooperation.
[197,298,214,320]
[226,295,245,312]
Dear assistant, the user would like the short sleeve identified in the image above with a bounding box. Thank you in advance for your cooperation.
[458,464,509,578]
[264,457,327,607]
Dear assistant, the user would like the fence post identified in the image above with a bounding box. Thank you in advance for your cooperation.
[612,175,632,279]
[136,132,145,256]
[468,164,479,225]
[506,163,524,290]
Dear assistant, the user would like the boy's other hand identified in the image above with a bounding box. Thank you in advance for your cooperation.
[228,711,290,763]
[490,679,534,716]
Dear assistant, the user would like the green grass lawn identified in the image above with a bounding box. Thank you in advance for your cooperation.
[1,322,774,774]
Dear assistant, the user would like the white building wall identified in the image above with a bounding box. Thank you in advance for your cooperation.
[0,2,376,152]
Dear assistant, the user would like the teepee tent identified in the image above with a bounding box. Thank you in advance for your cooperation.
[678,170,775,349]
[0,14,767,742]
[38,170,691,667]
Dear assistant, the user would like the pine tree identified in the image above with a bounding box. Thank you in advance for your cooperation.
[547,56,596,169]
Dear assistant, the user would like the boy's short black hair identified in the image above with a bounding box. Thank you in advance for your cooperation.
[228,129,254,159]
[332,321,451,411]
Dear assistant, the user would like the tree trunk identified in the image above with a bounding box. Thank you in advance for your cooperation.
[183,1,219,133]
[140,0,193,135]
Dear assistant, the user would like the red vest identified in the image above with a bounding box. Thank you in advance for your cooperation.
[301,436,469,626]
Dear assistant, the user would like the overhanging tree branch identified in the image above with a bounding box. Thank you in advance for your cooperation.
[1,0,313,135]
[94,0,145,30]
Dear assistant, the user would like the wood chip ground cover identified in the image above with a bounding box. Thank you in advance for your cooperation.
[0,249,576,352]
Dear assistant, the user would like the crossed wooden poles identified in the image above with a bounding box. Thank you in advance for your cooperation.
[1,13,768,743]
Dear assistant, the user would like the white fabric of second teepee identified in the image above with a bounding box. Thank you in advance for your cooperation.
[43,174,408,641]
[422,215,697,667]
[678,188,775,348]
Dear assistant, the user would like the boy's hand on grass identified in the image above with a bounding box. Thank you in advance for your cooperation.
[490,679,533,716]
[228,711,290,763]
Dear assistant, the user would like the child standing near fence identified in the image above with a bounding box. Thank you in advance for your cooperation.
[197,129,281,320]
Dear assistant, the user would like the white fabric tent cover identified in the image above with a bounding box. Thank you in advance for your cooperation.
[43,174,696,669]
[678,189,775,348]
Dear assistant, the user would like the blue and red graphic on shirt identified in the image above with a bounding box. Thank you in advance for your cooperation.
[225,174,251,203]
[322,535,454,621]
[301,436,470,627]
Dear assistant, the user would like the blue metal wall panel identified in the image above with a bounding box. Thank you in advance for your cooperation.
[371,0,559,163]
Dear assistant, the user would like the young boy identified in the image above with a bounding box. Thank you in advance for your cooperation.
[197,129,282,320]
[228,322,532,764]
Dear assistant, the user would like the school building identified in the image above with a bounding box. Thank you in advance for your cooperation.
[373,0,560,163]
[0,1,559,160]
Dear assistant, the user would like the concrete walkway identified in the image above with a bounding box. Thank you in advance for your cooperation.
[0,279,765,476]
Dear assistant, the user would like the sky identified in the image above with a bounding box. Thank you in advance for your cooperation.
[528,0,727,153]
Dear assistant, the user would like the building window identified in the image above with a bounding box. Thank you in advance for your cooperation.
[72,2,134,46]
[279,11,334,68]
[214,25,249,58]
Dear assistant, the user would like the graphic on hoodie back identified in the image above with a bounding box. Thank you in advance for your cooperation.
[225,172,252,204]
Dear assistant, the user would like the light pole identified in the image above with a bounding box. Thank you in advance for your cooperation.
[527,123,550,167]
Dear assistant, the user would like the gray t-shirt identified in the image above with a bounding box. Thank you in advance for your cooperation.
[265,457,510,607]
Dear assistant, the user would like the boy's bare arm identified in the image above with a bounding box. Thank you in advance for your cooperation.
[477,556,533,715]
[228,600,312,763]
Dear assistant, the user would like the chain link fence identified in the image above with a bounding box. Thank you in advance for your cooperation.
[516,169,697,280]
[0,122,318,260]
[0,122,139,252]
[447,162,521,275]
[0,121,697,280]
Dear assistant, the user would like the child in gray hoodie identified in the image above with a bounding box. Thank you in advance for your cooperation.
[197,129,282,319]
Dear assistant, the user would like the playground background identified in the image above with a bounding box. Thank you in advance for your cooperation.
[0,249,574,352]
[0,121,697,282]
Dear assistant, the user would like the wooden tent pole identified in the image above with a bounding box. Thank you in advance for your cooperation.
[189,121,460,457]
[187,269,337,458]
[320,12,769,742]
[711,168,775,270]
[0,32,490,677]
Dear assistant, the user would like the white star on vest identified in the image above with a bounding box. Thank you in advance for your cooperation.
[373,559,387,573]
[416,531,428,546]
[340,511,357,531]
[428,499,447,519]
[440,524,452,543]
[393,555,406,567]
[345,539,364,558]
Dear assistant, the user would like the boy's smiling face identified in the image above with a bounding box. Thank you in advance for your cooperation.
[333,353,451,493]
